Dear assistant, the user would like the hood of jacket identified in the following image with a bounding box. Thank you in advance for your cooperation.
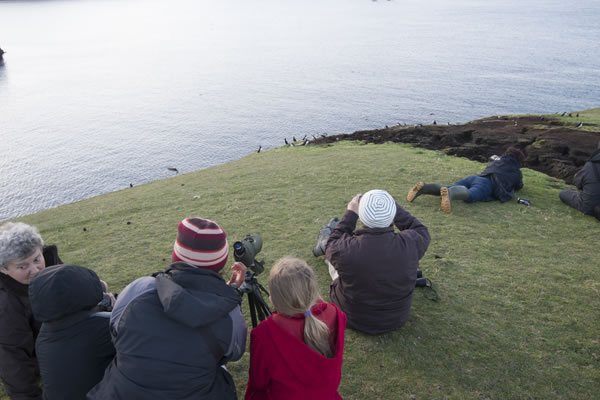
[154,262,241,328]
[29,264,104,322]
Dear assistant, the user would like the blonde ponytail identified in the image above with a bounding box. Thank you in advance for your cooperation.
[269,257,333,357]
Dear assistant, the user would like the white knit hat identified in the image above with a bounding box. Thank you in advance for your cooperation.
[358,190,396,228]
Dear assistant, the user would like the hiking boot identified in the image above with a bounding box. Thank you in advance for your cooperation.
[407,181,443,202]
[440,185,470,214]
[312,217,339,257]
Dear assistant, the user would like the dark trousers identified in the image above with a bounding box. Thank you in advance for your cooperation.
[559,190,592,214]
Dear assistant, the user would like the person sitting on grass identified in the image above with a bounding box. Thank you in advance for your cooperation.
[245,257,346,400]
[407,146,526,213]
[88,217,248,400]
[0,222,62,400]
[559,141,600,220]
[29,264,116,400]
[313,190,430,335]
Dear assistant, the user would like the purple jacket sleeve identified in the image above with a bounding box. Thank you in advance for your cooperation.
[325,210,359,271]
[392,203,431,260]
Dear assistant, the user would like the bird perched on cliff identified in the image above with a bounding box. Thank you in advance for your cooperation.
[257,145,262,153]
[284,138,289,145]
[576,113,579,118]
[167,167,179,174]
[433,120,437,125]
[561,112,567,116]
[303,139,309,146]
[130,183,133,188]
[293,136,297,142]
[576,122,583,128]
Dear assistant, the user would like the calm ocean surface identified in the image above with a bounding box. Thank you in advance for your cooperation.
[1,0,599,221]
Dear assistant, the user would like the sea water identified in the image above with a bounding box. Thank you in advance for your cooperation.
[1,0,599,220]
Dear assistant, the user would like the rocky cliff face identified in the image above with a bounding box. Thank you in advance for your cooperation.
[313,115,599,184]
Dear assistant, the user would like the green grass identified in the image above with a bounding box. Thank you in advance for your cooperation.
[2,141,599,400]
[508,107,600,131]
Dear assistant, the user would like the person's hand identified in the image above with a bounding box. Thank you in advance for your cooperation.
[227,262,247,289]
[106,292,117,307]
[347,193,362,213]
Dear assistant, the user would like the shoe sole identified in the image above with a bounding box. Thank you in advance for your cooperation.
[440,187,451,214]
[407,181,424,202]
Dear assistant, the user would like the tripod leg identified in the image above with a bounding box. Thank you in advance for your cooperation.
[248,294,258,328]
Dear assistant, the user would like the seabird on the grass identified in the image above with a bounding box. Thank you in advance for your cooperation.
[303,139,309,146]
[284,138,289,145]
[576,113,579,118]
[433,120,436,125]
[257,145,262,153]
[561,112,567,116]
[576,122,583,128]
[167,167,179,174]
[293,136,297,142]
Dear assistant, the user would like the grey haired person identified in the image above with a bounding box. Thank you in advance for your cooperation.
[0,222,61,400]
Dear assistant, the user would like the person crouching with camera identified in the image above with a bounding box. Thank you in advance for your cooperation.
[88,217,247,400]
[245,257,346,400]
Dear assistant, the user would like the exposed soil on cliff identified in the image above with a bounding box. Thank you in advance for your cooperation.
[313,115,600,184]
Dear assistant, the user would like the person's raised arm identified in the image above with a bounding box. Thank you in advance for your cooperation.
[393,202,430,259]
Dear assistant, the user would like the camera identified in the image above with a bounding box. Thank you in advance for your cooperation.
[233,233,264,275]
[517,197,531,206]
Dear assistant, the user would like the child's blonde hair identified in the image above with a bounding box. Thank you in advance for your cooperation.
[268,257,332,357]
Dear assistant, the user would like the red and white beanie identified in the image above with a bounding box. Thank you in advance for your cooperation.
[172,218,229,271]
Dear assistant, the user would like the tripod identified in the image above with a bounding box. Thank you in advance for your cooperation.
[238,263,272,328]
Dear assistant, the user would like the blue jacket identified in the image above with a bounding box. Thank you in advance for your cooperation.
[87,262,247,400]
[479,155,523,202]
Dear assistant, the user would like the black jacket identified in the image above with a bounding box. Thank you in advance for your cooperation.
[0,245,61,400]
[479,154,524,202]
[326,206,430,335]
[573,148,600,213]
[87,263,247,400]
[29,264,115,400]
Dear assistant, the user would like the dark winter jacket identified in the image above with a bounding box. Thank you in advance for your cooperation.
[29,264,115,400]
[325,205,430,335]
[0,245,61,400]
[87,262,247,400]
[479,154,524,202]
[572,148,600,213]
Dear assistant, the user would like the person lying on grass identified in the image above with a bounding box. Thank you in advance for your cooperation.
[313,189,430,335]
[245,257,346,400]
[407,146,526,214]
[88,217,247,400]
[559,141,600,219]
[0,222,62,400]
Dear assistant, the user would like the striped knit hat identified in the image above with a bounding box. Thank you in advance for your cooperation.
[172,218,229,271]
[358,190,397,228]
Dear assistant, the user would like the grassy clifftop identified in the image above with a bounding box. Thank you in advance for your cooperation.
[3,139,599,399]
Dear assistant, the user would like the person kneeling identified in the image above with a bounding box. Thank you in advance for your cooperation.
[245,257,346,400]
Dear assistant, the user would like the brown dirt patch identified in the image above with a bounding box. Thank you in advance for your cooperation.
[313,116,600,184]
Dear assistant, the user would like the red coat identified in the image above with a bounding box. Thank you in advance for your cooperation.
[245,302,346,400]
